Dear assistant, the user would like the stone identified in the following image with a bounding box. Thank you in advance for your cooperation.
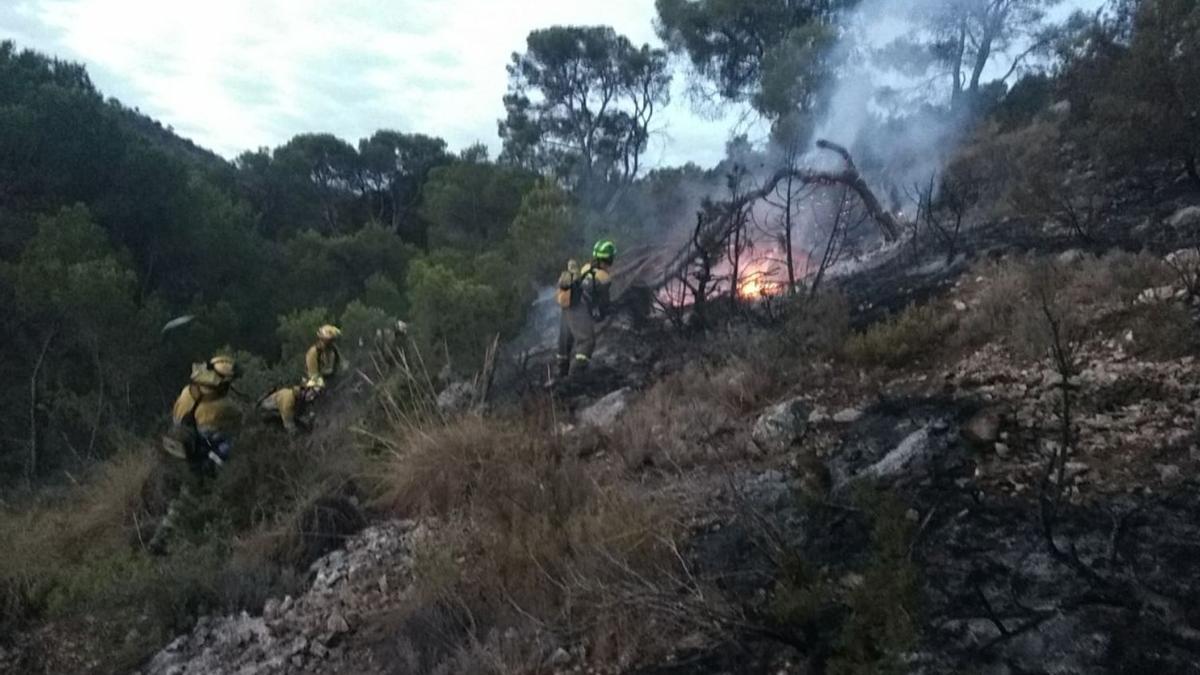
[327,612,351,635]
[807,408,830,424]
[436,380,477,416]
[953,300,969,311]
[994,442,1011,458]
[1057,249,1085,265]
[1165,248,1200,270]
[962,408,1003,447]
[1137,285,1178,305]
[832,407,864,424]
[859,427,935,482]
[1167,205,1200,229]
[1156,464,1182,484]
[548,647,572,667]
[577,387,633,429]
[752,397,810,453]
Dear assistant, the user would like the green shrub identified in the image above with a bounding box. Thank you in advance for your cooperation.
[275,306,330,363]
[844,303,951,368]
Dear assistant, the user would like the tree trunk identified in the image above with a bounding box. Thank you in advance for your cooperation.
[27,331,55,484]
[950,19,968,109]
[784,183,796,294]
[967,13,1003,102]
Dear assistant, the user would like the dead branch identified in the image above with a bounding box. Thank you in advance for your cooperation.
[656,140,902,297]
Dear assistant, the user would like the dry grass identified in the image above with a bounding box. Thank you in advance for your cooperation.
[378,413,706,672]
[957,252,1178,359]
[609,360,766,471]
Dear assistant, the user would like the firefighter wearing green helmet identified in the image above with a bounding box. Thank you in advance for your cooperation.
[554,239,615,380]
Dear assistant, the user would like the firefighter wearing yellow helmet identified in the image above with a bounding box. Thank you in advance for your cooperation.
[555,239,615,379]
[164,354,242,467]
[306,324,342,381]
[258,376,324,434]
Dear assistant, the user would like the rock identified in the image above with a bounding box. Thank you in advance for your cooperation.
[859,426,936,482]
[752,397,810,453]
[1137,285,1179,305]
[1167,205,1200,229]
[807,408,830,424]
[994,442,1011,458]
[577,387,633,429]
[832,407,864,424]
[1166,248,1200,270]
[1156,463,1182,484]
[1065,462,1090,477]
[962,408,1003,447]
[953,300,969,312]
[436,380,477,416]
[1057,249,1085,265]
[327,612,351,635]
[547,647,572,667]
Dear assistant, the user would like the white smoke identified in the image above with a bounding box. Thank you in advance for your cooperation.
[806,0,969,194]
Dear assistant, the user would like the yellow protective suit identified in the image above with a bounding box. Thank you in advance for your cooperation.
[171,383,241,436]
[556,260,612,377]
[305,342,341,380]
[259,386,303,432]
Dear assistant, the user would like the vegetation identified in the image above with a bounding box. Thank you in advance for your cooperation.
[3,0,1200,671]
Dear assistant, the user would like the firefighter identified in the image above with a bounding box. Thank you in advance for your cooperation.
[258,376,324,434]
[164,354,242,469]
[306,324,342,381]
[555,239,615,380]
[152,354,242,553]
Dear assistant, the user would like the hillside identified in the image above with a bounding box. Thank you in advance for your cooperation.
[131,189,1200,673]
[2,1,1200,672]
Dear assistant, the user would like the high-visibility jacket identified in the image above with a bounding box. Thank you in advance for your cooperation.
[171,384,240,435]
[305,342,340,380]
[259,386,302,432]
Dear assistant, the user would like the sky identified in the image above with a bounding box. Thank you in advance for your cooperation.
[1,0,1105,169]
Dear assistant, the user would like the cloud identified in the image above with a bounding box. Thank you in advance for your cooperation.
[3,0,738,167]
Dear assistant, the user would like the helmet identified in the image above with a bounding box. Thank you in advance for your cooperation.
[317,324,341,341]
[592,239,616,262]
[208,355,239,380]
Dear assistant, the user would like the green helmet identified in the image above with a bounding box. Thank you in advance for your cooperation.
[592,239,616,262]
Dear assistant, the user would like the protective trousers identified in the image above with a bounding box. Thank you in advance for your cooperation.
[557,304,595,378]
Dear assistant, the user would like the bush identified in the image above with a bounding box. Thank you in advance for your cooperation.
[405,259,513,372]
[610,360,766,471]
[275,306,330,364]
[957,253,1176,359]
[380,416,682,670]
[844,303,953,368]
[783,290,852,356]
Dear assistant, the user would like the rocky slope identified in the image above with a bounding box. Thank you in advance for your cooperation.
[135,202,1200,674]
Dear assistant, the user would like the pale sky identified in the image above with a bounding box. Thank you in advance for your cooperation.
[1,0,1104,169]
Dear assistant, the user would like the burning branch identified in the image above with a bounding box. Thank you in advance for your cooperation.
[657,140,901,299]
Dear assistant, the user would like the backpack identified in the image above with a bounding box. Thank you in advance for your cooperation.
[556,259,604,309]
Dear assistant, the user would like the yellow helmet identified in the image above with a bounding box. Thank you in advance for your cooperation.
[317,324,342,341]
[208,355,239,380]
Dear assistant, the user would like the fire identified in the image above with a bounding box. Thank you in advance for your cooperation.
[734,249,813,300]
[737,257,785,299]
[653,248,813,309]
